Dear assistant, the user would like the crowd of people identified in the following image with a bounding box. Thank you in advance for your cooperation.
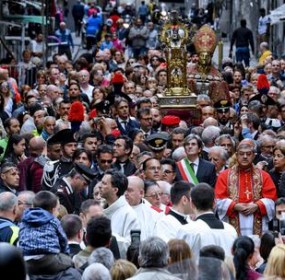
[1,1,285,280]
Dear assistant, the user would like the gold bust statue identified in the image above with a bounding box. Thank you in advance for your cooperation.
[188,24,229,103]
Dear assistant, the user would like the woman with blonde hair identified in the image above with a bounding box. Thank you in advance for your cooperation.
[263,244,285,279]
[111,259,137,280]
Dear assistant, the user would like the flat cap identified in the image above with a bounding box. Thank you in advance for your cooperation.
[146,132,169,151]
[214,99,232,110]
[74,163,96,183]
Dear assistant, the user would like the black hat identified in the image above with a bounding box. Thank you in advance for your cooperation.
[47,129,76,146]
[74,163,96,183]
[146,132,169,151]
[214,99,232,113]
[46,133,61,146]
[248,93,276,106]
[29,103,45,116]
[93,98,114,116]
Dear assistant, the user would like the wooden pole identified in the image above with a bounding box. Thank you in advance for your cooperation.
[218,39,223,70]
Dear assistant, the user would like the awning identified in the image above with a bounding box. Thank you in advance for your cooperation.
[269,4,285,25]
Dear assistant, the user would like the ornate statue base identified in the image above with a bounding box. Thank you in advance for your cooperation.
[157,93,201,126]
[157,93,196,108]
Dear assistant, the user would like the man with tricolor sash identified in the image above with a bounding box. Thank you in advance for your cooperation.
[176,134,216,187]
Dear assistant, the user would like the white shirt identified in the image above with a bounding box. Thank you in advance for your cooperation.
[80,84,94,103]
[258,15,271,35]
[187,157,199,175]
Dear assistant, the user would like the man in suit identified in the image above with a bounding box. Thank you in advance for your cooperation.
[137,107,154,138]
[113,135,136,176]
[176,134,216,187]
[115,98,140,137]
[61,214,83,258]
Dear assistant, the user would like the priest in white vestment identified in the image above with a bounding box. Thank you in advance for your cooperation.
[177,183,238,260]
[101,171,140,257]
[126,176,162,241]
[154,180,194,242]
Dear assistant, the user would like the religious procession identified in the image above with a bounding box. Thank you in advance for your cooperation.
[1,0,285,279]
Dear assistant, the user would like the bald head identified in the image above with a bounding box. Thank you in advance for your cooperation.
[29,136,46,154]
[203,117,218,128]
[78,70,90,85]
[60,22,66,28]
[126,176,145,206]
[128,176,144,190]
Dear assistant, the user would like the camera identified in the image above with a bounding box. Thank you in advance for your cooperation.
[93,117,102,124]
[271,217,285,237]
[130,230,141,246]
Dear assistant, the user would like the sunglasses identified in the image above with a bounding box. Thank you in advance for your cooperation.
[100,159,113,164]
[217,108,230,113]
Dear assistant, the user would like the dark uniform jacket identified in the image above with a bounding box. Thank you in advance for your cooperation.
[42,158,74,190]
[56,178,82,215]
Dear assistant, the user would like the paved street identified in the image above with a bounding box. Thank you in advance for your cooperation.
[212,38,257,68]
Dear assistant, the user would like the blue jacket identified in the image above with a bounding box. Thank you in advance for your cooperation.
[86,15,102,36]
[19,208,69,256]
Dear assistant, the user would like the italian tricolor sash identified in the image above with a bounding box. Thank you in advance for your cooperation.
[177,158,199,184]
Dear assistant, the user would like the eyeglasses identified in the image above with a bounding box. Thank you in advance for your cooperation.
[145,192,163,199]
[100,159,113,164]
[151,58,159,61]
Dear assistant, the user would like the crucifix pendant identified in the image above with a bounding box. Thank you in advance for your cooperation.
[245,189,251,199]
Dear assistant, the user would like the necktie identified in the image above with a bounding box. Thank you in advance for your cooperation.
[190,163,195,174]
[121,121,127,130]
[120,163,125,174]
